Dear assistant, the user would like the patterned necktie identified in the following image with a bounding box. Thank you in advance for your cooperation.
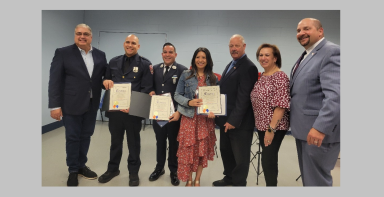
[163,66,170,80]
[292,51,307,77]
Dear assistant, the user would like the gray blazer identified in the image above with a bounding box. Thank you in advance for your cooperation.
[289,39,340,143]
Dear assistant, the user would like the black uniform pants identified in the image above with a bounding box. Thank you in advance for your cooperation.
[152,119,180,173]
[219,127,253,186]
[257,130,287,186]
[107,112,143,174]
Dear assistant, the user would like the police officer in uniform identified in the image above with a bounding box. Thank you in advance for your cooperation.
[98,34,153,186]
[148,43,187,186]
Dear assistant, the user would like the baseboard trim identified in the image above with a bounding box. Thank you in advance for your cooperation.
[42,121,63,134]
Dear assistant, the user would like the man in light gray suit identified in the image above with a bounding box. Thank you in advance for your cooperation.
[290,18,340,186]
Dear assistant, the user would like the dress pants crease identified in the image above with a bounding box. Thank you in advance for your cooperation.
[219,127,253,186]
[107,112,142,174]
[295,139,340,186]
[153,120,179,173]
[62,102,97,173]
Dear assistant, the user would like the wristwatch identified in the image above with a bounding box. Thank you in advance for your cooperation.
[267,125,276,133]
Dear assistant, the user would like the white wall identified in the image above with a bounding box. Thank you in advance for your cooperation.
[42,10,84,126]
[85,10,340,75]
[42,10,340,126]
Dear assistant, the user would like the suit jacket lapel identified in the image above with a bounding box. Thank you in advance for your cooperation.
[72,44,90,79]
[91,49,99,79]
[290,39,327,88]
[220,62,231,85]
[221,55,246,84]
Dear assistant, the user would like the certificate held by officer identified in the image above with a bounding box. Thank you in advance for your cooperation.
[109,83,132,110]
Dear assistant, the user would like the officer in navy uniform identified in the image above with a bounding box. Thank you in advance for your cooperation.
[148,43,187,186]
[98,34,153,186]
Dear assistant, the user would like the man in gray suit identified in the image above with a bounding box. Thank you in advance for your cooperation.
[290,18,340,186]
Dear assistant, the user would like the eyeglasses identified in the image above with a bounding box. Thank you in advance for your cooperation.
[75,32,91,37]
[229,45,242,48]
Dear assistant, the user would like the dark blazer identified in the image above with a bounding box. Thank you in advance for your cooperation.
[290,39,340,143]
[216,54,258,130]
[104,53,153,93]
[152,62,188,109]
[48,44,107,115]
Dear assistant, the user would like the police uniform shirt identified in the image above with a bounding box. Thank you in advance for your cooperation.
[105,53,153,93]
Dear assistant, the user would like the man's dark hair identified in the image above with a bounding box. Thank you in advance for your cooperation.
[163,42,176,52]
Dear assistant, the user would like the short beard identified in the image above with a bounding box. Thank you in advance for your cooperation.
[300,39,309,47]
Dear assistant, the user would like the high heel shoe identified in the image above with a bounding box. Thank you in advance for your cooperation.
[185,180,193,187]
[194,180,200,187]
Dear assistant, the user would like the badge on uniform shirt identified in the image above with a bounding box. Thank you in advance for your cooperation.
[172,75,178,84]
[172,66,176,69]
[133,67,138,73]
[149,65,153,75]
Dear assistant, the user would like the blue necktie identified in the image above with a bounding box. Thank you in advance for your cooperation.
[226,61,235,75]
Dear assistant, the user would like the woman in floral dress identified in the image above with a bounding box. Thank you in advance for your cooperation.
[172,47,218,186]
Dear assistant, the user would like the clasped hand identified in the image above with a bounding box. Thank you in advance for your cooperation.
[103,80,114,90]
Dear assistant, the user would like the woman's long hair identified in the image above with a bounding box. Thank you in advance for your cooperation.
[186,47,216,86]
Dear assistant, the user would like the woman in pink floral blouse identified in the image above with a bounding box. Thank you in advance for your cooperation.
[250,43,290,186]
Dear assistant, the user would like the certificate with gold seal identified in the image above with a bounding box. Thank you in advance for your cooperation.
[198,86,221,114]
[149,95,172,120]
[109,83,131,110]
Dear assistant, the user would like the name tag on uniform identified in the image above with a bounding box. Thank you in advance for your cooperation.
[133,67,139,73]
[172,75,178,84]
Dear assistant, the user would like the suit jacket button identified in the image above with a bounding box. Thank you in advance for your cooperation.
[122,76,125,78]
[162,91,164,93]
[162,84,164,86]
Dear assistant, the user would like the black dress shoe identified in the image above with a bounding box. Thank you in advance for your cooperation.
[170,172,180,186]
[98,170,120,183]
[149,169,165,181]
[78,166,97,180]
[212,178,232,186]
[129,174,140,186]
[67,172,78,186]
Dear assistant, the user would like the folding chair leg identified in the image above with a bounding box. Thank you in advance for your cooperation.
[100,109,103,122]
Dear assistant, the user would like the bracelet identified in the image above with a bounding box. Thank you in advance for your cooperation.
[187,100,191,107]
[268,124,277,133]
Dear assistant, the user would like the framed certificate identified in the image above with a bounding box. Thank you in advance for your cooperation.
[108,83,132,110]
[197,86,221,114]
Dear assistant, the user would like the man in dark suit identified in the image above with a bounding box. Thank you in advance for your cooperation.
[290,18,340,186]
[98,34,153,186]
[213,34,258,186]
[148,43,187,186]
[48,24,108,186]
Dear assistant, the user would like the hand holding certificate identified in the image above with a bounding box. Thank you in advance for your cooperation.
[198,86,221,114]
[149,95,172,121]
[109,83,132,110]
